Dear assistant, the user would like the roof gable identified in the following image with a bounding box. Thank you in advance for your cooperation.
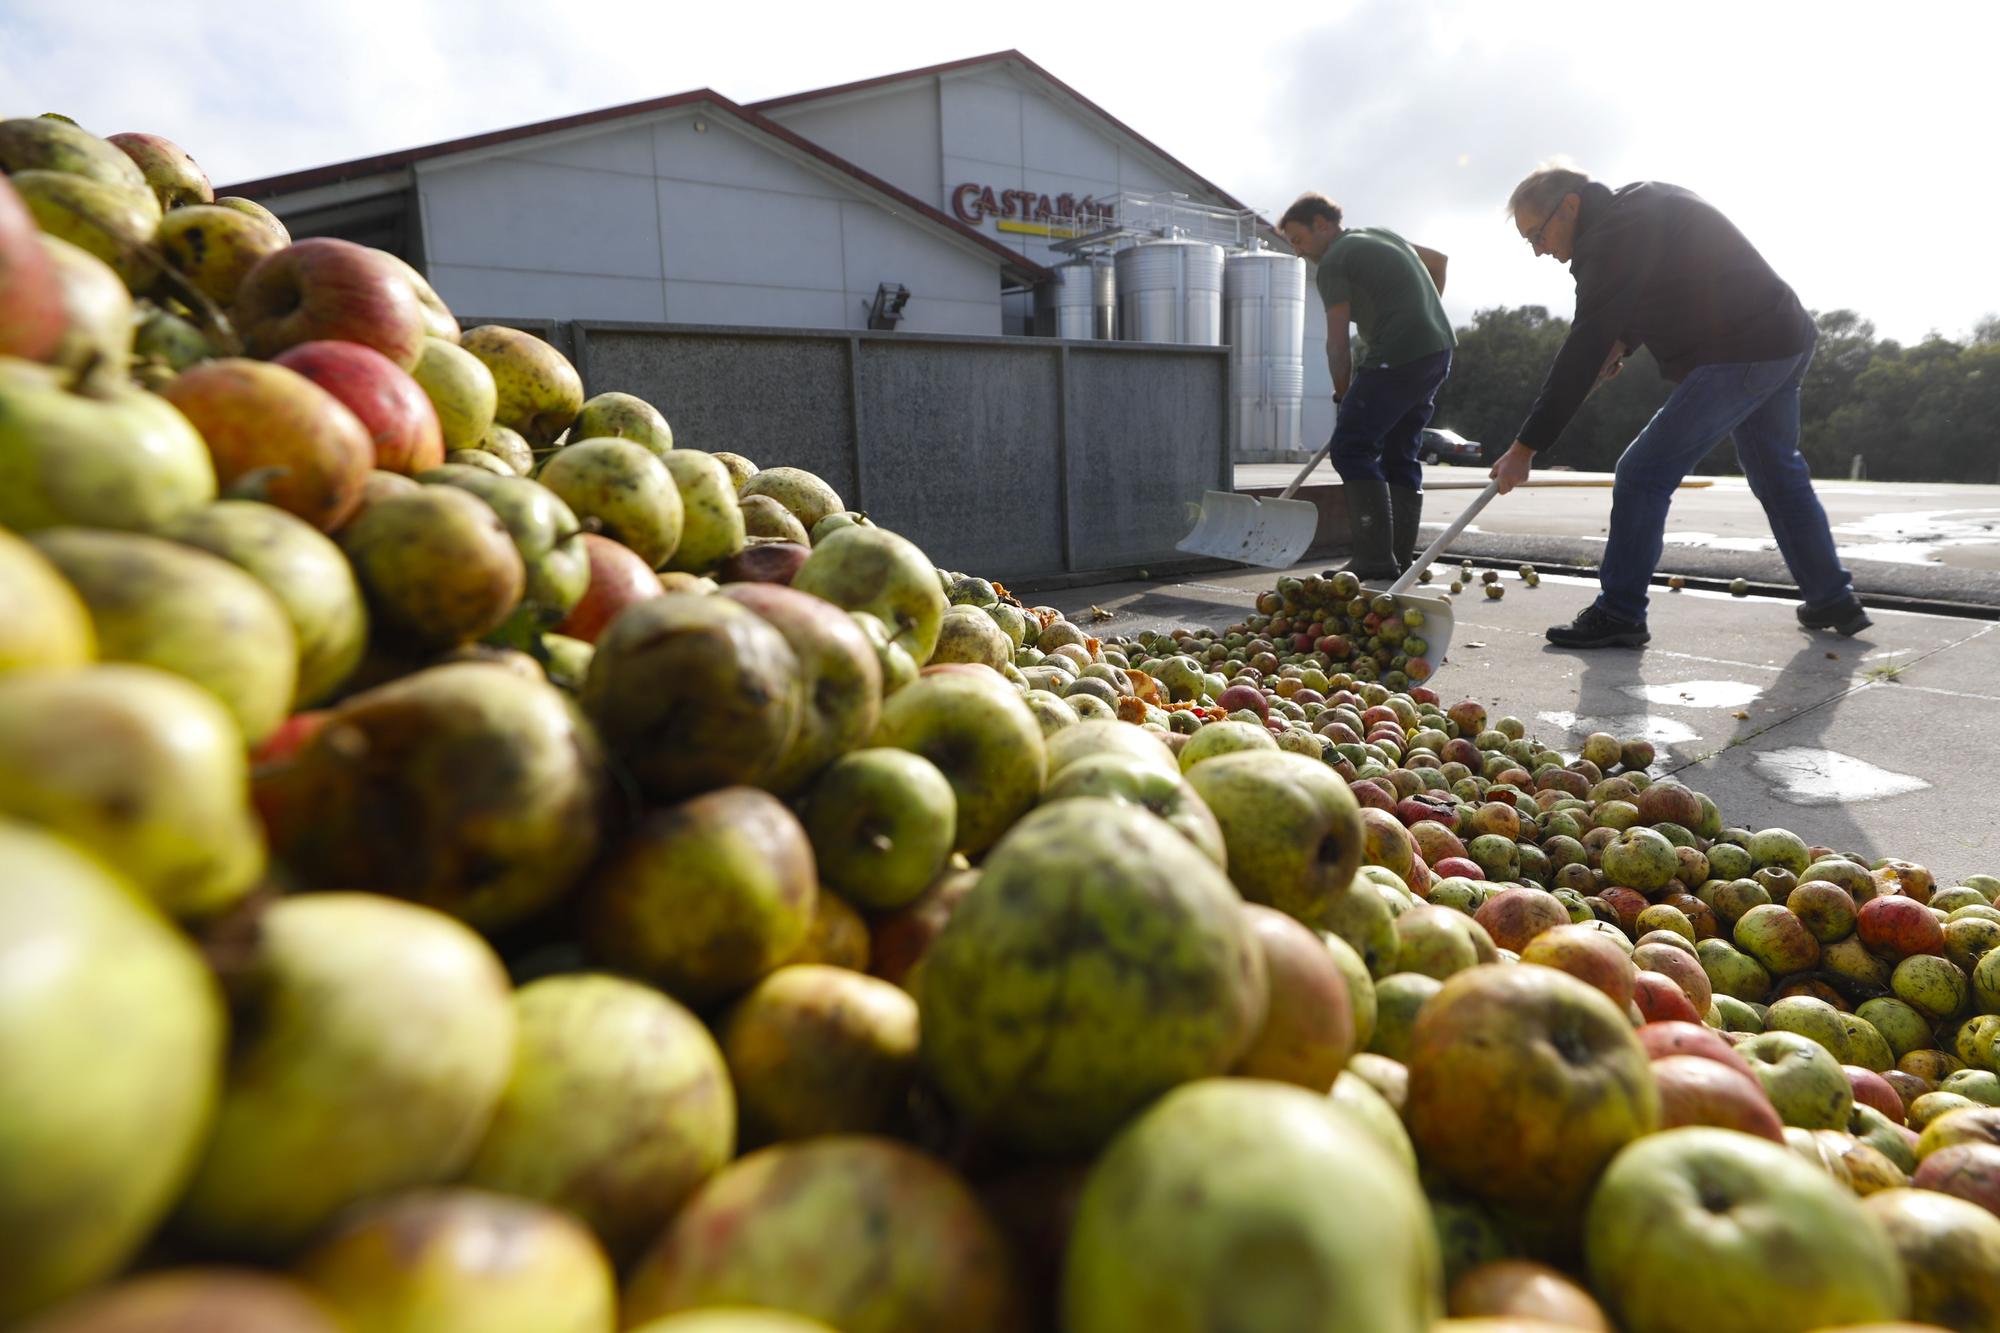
[752,50,1250,213]
[219,91,1047,282]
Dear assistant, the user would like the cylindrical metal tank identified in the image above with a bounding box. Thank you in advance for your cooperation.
[1115,237,1224,345]
[1223,248,1307,458]
[1035,257,1115,339]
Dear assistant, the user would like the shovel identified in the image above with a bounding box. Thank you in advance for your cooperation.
[1381,478,1502,678]
[1175,435,1335,568]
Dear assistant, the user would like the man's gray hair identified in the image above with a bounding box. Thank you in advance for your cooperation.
[1508,163,1592,219]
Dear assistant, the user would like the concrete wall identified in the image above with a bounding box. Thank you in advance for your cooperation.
[415,108,1005,336]
[569,321,1228,581]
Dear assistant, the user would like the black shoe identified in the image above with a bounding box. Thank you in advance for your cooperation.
[1546,605,1650,649]
[1797,593,1871,635]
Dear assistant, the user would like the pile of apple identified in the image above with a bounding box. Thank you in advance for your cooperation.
[8,111,2000,1333]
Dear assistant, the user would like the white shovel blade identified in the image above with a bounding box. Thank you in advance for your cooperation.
[1395,590,1458,684]
[1175,490,1323,568]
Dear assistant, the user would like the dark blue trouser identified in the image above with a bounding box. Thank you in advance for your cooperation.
[1328,348,1453,491]
[1596,337,1852,622]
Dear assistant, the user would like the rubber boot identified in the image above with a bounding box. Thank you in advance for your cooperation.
[1389,485,1424,574]
[1332,480,1400,581]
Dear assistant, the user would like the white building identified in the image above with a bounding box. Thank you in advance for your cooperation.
[229,50,1333,452]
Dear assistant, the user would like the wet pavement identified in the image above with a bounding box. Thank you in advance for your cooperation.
[1046,563,2000,885]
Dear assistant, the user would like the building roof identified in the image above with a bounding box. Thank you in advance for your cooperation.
[751,49,1253,214]
[219,90,1050,283]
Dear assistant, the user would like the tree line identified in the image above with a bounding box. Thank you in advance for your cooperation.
[1430,306,2000,484]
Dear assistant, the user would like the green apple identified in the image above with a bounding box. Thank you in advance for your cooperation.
[171,894,515,1258]
[10,168,158,289]
[0,116,151,194]
[740,466,844,532]
[720,965,919,1145]
[409,335,497,451]
[1064,1079,1441,1333]
[154,203,286,307]
[415,466,588,639]
[930,604,1013,670]
[296,1188,615,1332]
[40,233,132,377]
[1861,1187,2000,1332]
[659,449,747,573]
[583,786,817,1003]
[213,194,292,241]
[1040,751,1225,868]
[569,389,671,456]
[1586,1128,1906,1333]
[0,527,93,673]
[461,974,734,1262]
[160,499,367,705]
[0,819,223,1324]
[105,131,212,209]
[1368,972,1443,1062]
[581,593,803,799]
[872,669,1045,856]
[1184,750,1362,922]
[537,438,683,567]
[916,799,1263,1154]
[1044,717,1180,780]
[0,357,214,531]
[0,664,263,918]
[458,324,581,446]
[791,525,946,663]
[378,250,459,343]
[31,527,295,742]
[721,582,883,794]
[17,1270,343,1331]
[1738,1029,1854,1128]
[623,1138,1020,1333]
[338,485,526,650]
[798,749,956,911]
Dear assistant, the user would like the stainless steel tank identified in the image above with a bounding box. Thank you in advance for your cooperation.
[1035,257,1115,339]
[1223,248,1307,457]
[1114,236,1224,345]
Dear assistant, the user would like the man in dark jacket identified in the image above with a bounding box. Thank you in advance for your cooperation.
[1490,167,1867,648]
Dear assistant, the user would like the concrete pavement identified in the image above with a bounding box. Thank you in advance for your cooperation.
[1049,563,2000,885]
[1231,464,2000,609]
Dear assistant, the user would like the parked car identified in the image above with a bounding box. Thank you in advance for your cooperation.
[1419,427,1485,466]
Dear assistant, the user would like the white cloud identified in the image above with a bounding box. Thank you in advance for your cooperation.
[5,0,1993,341]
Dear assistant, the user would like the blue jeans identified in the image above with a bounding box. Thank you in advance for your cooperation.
[1329,348,1453,491]
[1598,337,1851,622]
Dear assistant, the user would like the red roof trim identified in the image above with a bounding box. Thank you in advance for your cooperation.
[217,90,1049,281]
[751,49,1253,213]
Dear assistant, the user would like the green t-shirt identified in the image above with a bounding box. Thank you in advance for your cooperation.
[1314,226,1456,369]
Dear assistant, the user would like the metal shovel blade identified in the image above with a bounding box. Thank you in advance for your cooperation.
[1175,489,1322,568]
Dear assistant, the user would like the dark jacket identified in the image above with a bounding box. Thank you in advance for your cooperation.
[1517,180,1815,452]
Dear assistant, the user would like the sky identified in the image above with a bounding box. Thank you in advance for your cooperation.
[5,0,1995,344]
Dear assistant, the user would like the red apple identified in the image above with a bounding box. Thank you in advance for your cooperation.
[1843,1065,1905,1123]
[0,173,64,361]
[273,340,443,475]
[106,131,214,209]
[1521,922,1638,1010]
[1650,1054,1786,1142]
[553,533,663,644]
[233,237,427,370]
[1638,1021,1758,1081]
[1857,894,1945,960]
[1230,903,1357,1092]
[1432,856,1485,881]
[1215,683,1268,718]
[1475,886,1571,953]
[1913,1142,2000,1219]
[160,358,372,531]
[1633,970,1703,1024]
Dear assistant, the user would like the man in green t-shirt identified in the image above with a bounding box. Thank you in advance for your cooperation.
[1278,192,1456,580]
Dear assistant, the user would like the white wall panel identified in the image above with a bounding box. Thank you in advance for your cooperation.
[939,76,1024,166]
[421,158,662,278]
[1022,94,1118,179]
[662,279,850,328]
[431,264,666,323]
[766,85,943,209]
[657,180,846,289]
[510,123,657,177]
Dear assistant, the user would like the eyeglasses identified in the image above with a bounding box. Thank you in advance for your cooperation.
[1524,201,1564,252]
